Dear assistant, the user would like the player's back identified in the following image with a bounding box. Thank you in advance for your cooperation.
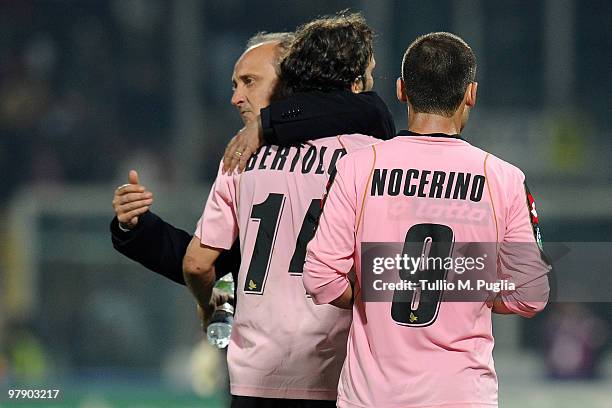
[320,133,548,407]
[230,134,376,400]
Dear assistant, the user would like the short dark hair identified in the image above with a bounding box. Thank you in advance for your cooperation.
[402,32,476,116]
[280,12,373,94]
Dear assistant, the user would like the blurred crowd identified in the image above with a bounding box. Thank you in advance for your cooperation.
[0,0,376,205]
[0,0,172,204]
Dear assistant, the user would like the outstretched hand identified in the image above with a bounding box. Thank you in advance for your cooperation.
[112,170,154,230]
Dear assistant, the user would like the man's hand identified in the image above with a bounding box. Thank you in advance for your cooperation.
[112,170,154,230]
[222,117,264,174]
[196,288,234,329]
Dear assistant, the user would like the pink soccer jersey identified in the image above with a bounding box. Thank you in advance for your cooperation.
[304,133,550,408]
[195,134,377,400]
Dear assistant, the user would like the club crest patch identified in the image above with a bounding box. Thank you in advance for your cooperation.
[525,183,543,250]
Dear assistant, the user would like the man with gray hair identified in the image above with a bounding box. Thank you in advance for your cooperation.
[183,13,381,407]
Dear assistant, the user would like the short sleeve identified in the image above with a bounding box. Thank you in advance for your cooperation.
[195,162,239,250]
[498,172,550,317]
[304,157,358,304]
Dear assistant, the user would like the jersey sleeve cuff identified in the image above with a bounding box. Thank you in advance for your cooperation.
[305,273,350,305]
[199,233,235,251]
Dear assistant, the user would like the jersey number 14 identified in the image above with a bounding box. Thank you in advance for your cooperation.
[243,193,321,295]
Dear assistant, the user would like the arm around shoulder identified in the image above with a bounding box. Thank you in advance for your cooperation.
[263,90,396,146]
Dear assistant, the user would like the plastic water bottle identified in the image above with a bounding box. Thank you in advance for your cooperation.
[207,273,234,348]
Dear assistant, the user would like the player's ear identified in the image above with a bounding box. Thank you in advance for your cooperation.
[465,82,478,108]
[351,76,364,93]
[396,77,407,102]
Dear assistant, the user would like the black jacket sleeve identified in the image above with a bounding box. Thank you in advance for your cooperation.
[110,211,240,285]
[260,90,396,145]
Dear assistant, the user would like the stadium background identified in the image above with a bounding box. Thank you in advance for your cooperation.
[0,0,610,407]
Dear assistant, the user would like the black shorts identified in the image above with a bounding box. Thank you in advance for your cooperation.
[230,395,336,408]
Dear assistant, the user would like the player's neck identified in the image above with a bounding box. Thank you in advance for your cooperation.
[407,111,462,136]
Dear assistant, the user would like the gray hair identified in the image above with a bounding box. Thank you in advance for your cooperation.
[245,31,295,54]
[244,32,295,76]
